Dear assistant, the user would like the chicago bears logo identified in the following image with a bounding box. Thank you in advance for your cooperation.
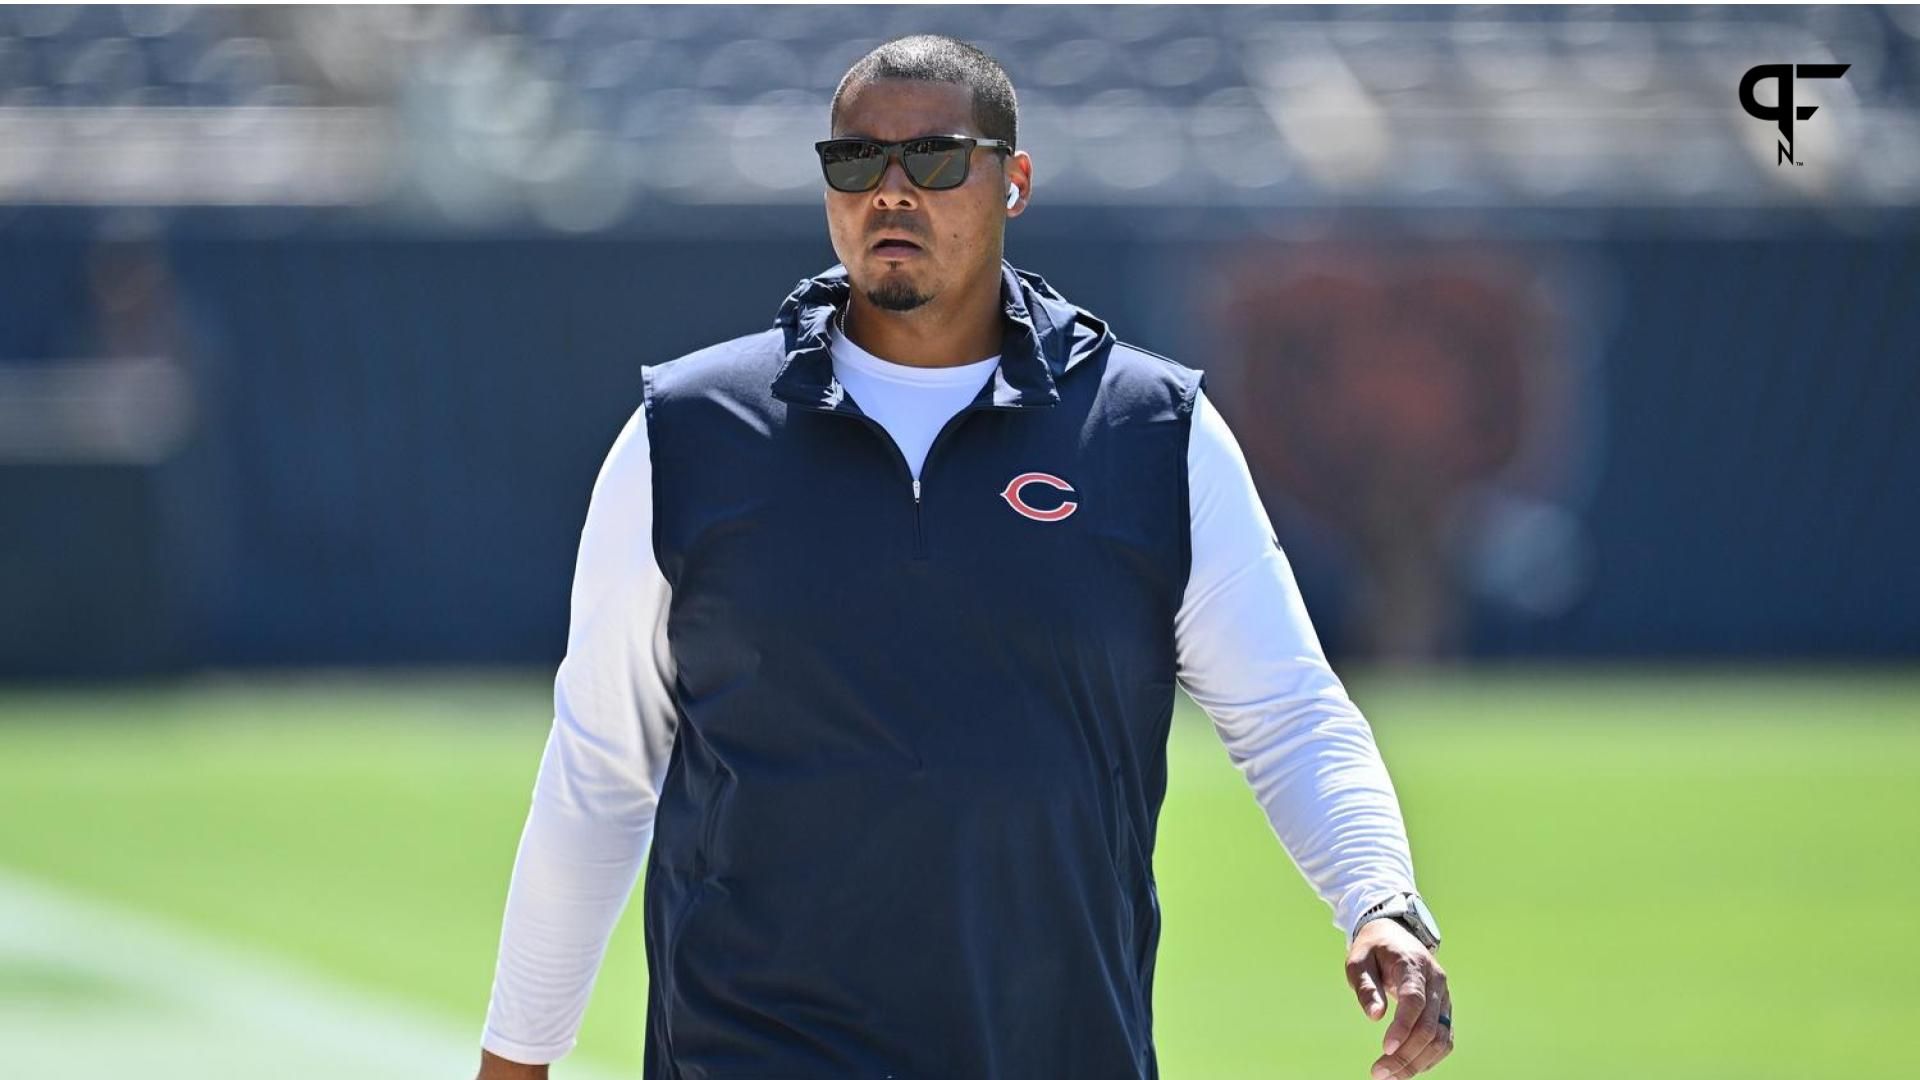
[998,471,1078,522]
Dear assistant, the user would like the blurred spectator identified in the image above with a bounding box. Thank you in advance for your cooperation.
[1214,244,1586,663]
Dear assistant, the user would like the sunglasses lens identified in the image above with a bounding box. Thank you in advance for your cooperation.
[820,141,884,191]
[902,138,969,189]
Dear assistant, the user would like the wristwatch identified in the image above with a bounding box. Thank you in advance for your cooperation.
[1350,891,1442,951]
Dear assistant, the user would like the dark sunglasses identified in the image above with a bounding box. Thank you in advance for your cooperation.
[814,134,1014,193]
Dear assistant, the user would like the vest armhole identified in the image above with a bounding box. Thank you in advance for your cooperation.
[637,364,672,592]
[1177,367,1206,417]
[1175,369,1205,624]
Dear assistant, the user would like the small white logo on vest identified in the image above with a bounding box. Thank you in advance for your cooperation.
[999,471,1078,522]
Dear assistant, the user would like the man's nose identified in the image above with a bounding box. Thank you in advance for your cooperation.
[871,153,918,207]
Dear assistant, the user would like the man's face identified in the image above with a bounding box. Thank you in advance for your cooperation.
[824,79,1027,314]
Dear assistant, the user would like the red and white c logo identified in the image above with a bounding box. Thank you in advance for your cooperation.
[999,471,1078,522]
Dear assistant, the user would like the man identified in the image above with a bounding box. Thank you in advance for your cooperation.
[478,34,1452,1080]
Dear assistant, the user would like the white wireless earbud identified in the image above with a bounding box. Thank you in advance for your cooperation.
[1006,184,1019,209]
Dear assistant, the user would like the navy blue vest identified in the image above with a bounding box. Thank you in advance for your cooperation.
[640,260,1205,1079]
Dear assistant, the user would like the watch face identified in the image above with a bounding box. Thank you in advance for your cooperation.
[1409,895,1442,943]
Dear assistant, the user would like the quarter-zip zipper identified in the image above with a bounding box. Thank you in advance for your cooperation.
[905,399,1020,560]
[911,478,924,557]
[827,399,1014,562]
[833,409,926,558]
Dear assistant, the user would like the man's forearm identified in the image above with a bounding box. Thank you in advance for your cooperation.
[477,1047,549,1079]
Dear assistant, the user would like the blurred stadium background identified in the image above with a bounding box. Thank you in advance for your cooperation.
[1,4,1916,1078]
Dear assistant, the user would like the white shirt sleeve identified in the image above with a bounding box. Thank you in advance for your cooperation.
[481,401,680,1064]
[1174,389,1421,942]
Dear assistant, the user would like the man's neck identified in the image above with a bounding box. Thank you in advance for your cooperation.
[841,275,1003,369]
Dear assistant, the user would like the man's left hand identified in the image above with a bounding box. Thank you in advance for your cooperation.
[1345,918,1453,1079]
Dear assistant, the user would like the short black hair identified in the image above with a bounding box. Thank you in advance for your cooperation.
[830,34,1018,153]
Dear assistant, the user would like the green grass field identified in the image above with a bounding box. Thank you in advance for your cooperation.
[1,668,1915,1078]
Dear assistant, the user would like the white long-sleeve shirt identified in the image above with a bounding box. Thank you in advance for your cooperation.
[480,327,1420,1064]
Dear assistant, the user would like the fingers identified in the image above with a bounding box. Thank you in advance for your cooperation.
[1345,948,1386,1019]
[1376,977,1446,1078]
[1406,987,1455,1076]
[1378,956,1426,1060]
[1368,955,1453,1080]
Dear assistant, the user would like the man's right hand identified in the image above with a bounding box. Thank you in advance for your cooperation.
[476,1048,550,1080]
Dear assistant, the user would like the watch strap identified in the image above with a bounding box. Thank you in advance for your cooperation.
[1350,891,1438,949]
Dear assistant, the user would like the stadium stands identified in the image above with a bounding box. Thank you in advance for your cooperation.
[0,4,1915,215]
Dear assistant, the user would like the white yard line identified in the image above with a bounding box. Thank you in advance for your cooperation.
[0,866,629,1080]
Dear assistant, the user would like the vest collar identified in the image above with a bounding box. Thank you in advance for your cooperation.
[770,258,1113,414]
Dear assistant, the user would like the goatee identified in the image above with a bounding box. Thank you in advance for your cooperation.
[866,277,931,313]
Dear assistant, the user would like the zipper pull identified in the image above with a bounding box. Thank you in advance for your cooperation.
[912,478,921,503]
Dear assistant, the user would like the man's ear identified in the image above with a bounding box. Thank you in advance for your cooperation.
[1005,151,1033,215]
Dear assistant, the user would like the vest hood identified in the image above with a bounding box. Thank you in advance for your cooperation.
[770,258,1116,410]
